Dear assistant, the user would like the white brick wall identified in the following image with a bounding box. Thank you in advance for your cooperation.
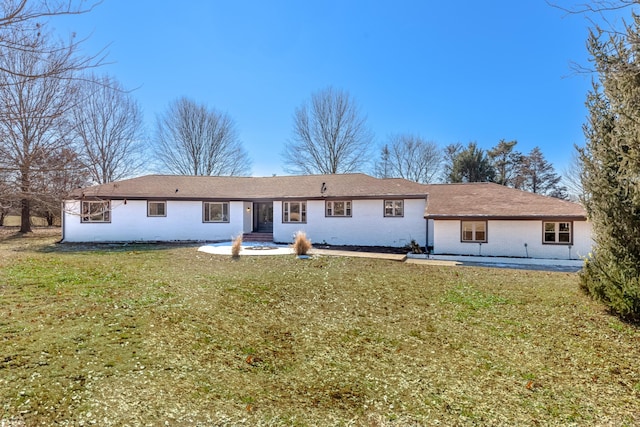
[63,198,428,247]
[273,198,427,247]
[62,200,246,242]
[432,219,593,259]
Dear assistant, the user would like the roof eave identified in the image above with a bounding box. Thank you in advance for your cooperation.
[425,214,588,221]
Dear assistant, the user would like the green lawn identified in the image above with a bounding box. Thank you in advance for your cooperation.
[1,230,639,426]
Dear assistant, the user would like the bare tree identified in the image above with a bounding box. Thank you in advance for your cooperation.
[283,87,374,174]
[0,27,79,233]
[0,0,105,82]
[0,169,16,225]
[73,74,145,184]
[374,134,442,183]
[154,97,251,176]
[30,147,89,225]
[562,147,586,202]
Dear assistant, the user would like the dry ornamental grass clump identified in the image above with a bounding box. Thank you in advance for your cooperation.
[292,231,312,256]
[231,234,243,258]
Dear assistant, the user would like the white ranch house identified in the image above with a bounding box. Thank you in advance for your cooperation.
[62,173,592,260]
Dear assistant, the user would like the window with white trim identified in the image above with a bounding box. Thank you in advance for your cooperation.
[81,200,110,223]
[461,221,487,242]
[203,202,229,223]
[543,221,572,244]
[384,200,404,217]
[283,201,306,223]
[326,200,352,217]
[148,201,166,217]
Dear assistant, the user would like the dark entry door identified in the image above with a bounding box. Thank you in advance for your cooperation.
[254,202,273,232]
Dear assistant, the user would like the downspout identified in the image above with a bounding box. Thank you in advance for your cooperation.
[425,217,429,254]
[60,200,65,242]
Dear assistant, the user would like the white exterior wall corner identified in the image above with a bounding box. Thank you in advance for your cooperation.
[62,200,246,243]
[273,198,427,247]
[432,219,593,260]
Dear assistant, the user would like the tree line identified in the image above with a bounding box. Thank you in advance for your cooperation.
[284,87,568,199]
[0,0,569,234]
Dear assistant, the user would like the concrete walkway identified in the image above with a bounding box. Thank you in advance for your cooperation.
[198,242,583,272]
[197,243,407,261]
[407,254,584,272]
[309,248,407,261]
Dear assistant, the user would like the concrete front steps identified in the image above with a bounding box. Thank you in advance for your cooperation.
[242,232,274,243]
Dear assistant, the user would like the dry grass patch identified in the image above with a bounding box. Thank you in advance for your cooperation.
[1,232,639,425]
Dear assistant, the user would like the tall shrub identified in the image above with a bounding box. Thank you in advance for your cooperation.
[580,16,640,321]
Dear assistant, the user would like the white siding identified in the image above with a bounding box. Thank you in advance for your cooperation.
[62,200,246,242]
[273,198,427,247]
[432,219,593,260]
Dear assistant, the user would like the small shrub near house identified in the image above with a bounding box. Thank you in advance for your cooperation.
[409,239,423,254]
[292,231,312,256]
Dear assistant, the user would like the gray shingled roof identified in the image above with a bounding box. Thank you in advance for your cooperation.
[70,174,587,219]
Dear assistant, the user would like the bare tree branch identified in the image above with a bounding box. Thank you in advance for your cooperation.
[547,0,636,15]
[0,0,107,82]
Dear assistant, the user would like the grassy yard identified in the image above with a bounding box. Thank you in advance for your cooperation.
[0,230,639,426]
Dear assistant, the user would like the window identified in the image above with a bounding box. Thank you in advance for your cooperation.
[81,200,110,223]
[461,221,487,243]
[326,200,352,217]
[203,202,229,222]
[283,201,306,223]
[384,200,404,217]
[543,221,572,244]
[148,201,166,217]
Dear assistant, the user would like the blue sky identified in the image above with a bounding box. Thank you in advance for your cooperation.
[53,1,630,177]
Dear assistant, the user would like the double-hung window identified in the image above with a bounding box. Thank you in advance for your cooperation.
[148,201,166,217]
[384,200,404,217]
[81,200,110,223]
[283,201,306,223]
[461,220,487,243]
[543,221,572,244]
[203,202,229,223]
[326,200,351,217]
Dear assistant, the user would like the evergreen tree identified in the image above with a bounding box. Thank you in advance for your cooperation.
[517,147,567,198]
[441,143,462,182]
[448,142,495,183]
[580,16,640,321]
[487,139,522,186]
[373,144,392,178]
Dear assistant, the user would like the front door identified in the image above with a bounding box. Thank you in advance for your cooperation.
[254,202,273,232]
